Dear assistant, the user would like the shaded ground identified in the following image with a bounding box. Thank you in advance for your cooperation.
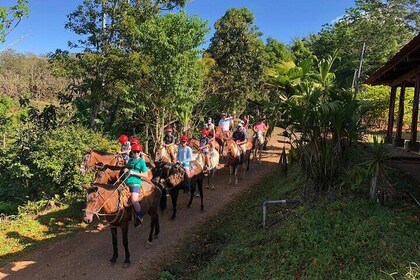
[0,128,285,280]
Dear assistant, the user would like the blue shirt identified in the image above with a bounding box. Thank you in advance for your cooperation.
[177,145,192,166]
[232,130,248,142]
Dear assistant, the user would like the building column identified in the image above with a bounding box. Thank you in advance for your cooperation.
[385,86,397,143]
[410,74,420,148]
[395,82,406,146]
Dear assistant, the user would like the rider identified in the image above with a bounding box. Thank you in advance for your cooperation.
[177,135,193,191]
[232,123,248,161]
[199,129,211,170]
[218,113,233,139]
[124,143,149,228]
[205,117,215,138]
[119,134,131,164]
[163,126,176,162]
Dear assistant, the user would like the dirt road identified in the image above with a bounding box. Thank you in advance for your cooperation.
[0,128,285,280]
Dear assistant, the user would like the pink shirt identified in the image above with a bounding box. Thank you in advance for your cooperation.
[254,122,268,132]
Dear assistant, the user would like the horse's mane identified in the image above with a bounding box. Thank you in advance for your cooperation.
[90,150,114,156]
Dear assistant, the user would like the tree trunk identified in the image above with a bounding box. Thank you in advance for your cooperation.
[89,102,99,129]
[145,123,149,154]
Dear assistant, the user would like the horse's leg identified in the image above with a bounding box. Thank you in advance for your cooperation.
[247,151,251,171]
[122,221,130,265]
[187,179,195,208]
[147,212,154,246]
[154,212,160,239]
[234,164,238,185]
[170,188,179,219]
[198,177,204,211]
[228,166,233,185]
[210,168,215,190]
[110,227,118,263]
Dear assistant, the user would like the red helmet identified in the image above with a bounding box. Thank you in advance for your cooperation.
[180,135,189,142]
[119,135,128,144]
[131,143,143,152]
[166,126,173,132]
[201,129,209,136]
[130,137,139,145]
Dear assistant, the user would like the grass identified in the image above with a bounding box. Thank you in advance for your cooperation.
[0,200,86,266]
[159,165,420,280]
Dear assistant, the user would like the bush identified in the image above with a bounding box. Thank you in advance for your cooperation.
[0,124,118,203]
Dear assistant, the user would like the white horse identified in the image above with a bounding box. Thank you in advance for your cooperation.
[253,131,265,163]
[193,148,220,190]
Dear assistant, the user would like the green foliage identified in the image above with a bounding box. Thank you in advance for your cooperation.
[264,37,293,68]
[0,0,29,43]
[0,102,117,203]
[161,165,420,279]
[206,7,267,112]
[306,0,420,88]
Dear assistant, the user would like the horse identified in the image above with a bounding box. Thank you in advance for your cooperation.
[193,148,220,190]
[80,150,125,175]
[252,130,265,163]
[223,138,252,185]
[155,144,177,163]
[153,161,204,219]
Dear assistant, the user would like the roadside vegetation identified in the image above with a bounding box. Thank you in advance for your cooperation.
[1,0,420,275]
[159,164,420,280]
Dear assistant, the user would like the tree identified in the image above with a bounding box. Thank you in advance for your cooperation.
[0,0,29,43]
[264,37,293,68]
[206,8,266,113]
[306,0,420,88]
[62,0,187,130]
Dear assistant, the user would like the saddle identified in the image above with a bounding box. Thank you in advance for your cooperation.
[118,181,156,210]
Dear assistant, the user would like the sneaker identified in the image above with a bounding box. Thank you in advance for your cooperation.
[134,216,143,228]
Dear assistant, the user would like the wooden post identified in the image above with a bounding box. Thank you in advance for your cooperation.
[410,74,420,147]
[386,86,397,143]
[395,82,406,146]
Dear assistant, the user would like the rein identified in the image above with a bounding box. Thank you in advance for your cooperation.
[85,170,130,225]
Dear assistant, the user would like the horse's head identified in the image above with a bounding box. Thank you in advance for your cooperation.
[223,139,236,158]
[83,184,101,224]
[80,150,93,175]
[166,164,185,187]
[257,131,265,145]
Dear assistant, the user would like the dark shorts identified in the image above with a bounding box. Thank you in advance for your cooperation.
[128,184,141,194]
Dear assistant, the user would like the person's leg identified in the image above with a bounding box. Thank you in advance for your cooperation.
[130,187,143,227]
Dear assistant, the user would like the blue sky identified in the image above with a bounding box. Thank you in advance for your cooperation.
[1,0,354,55]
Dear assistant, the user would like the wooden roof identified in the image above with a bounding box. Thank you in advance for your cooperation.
[365,33,420,87]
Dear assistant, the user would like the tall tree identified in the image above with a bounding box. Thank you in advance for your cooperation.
[307,0,420,88]
[0,0,29,43]
[206,8,266,113]
[62,0,187,129]
[264,37,293,68]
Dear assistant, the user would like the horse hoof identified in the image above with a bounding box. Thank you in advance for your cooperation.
[154,234,159,239]
[122,261,130,268]
[200,208,204,212]
[145,241,152,248]
[110,258,117,264]
[187,205,191,209]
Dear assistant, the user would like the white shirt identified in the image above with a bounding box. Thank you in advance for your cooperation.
[218,117,233,131]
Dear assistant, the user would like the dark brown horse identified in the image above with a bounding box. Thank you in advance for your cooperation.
[153,161,204,219]
[83,180,163,265]
[223,138,252,185]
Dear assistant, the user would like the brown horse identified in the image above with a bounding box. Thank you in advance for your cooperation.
[83,180,163,265]
[223,138,252,185]
[153,161,204,219]
[80,150,125,175]
[190,138,221,154]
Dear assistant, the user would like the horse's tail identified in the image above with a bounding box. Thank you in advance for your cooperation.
[159,186,167,212]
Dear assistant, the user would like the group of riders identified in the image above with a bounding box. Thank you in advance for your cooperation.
[118,112,269,228]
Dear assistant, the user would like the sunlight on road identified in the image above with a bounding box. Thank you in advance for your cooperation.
[0,261,36,279]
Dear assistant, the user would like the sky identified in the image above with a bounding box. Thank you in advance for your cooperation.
[1,0,355,55]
